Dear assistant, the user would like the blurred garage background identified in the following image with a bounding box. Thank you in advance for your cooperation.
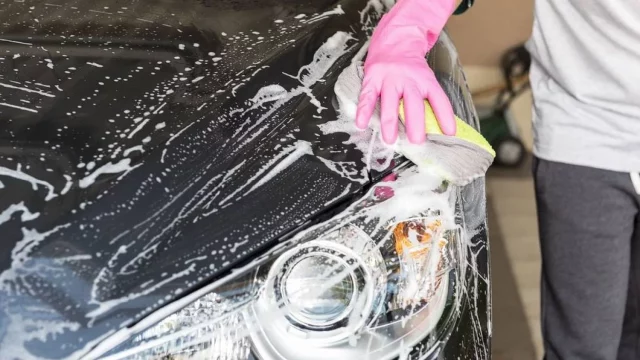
[447,1,541,359]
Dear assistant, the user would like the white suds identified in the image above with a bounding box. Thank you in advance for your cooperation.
[0,38,32,46]
[79,159,137,188]
[0,102,38,113]
[245,141,313,195]
[0,165,57,200]
[123,145,144,157]
[60,175,73,195]
[305,5,345,24]
[165,122,194,145]
[0,82,54,98]
[0,202,40,226]
[128,118,150,139]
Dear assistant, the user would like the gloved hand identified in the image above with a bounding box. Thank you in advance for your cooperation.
[356,0,457,144]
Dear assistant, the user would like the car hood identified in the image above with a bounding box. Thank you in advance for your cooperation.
[0,0,483,359]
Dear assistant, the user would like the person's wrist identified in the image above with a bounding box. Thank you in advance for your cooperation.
[368,25,429,57]
[363,56,428,71]
[382,0,454,32]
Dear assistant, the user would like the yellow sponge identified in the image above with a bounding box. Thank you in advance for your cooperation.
[399,100,495,157]
[394,100,496,185]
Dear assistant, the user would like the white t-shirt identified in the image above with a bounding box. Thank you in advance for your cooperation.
[526,0,640,172]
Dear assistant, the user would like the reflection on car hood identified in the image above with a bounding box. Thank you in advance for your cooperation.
[0,0,483,359]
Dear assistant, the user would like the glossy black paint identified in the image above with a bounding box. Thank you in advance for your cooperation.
[0,0,490,359]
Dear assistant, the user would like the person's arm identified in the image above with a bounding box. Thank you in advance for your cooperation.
[356,0,458,144]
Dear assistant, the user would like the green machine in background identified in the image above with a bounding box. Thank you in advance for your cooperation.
[476,44,531,167]
[479,106,526,167]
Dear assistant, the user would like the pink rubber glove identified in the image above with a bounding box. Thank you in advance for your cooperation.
[356,0,457,144]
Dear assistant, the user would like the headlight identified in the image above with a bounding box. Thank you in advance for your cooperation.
[100,168,465,360]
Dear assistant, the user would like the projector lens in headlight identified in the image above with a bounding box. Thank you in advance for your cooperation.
[285,255,355,323]
[99,170,464,360]
[281,252,356,326]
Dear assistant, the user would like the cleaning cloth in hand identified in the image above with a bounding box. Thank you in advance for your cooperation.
[335,62,495,186]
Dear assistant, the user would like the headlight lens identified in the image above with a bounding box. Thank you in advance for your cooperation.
[100,169,464,360]
[282,250,357,326]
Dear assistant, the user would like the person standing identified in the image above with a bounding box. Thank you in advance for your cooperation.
[527,1,640,359]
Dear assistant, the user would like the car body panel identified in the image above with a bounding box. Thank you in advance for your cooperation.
[0,0,490,359]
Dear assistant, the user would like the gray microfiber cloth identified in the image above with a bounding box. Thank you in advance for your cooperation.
[334,63,495,186]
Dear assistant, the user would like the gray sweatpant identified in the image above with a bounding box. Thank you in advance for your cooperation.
[533,157,640,360]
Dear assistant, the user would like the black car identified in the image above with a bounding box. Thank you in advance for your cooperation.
[0,0,491,359]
